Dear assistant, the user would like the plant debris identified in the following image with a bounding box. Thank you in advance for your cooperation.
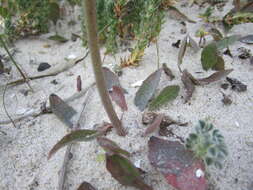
[221,92,232,106]
[148,136,207,190]
[237,47,252,59]
[226,77,247,92]
[181,70,196,103]
[172,40,181,48]
[77,75,82,92]
[48,34,68,43]
[168,6,196,23]
[106,154,153,190]
[149,85,180,110]
[77,181,97,190]
[109,86,128,111]
[162,63,175,80]
[134,69,162,111]
[144,113,164,136]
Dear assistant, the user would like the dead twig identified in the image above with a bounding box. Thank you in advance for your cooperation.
[57,84,95,190]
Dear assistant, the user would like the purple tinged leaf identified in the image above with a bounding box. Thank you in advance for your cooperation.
[102,67,123,91]
[97,137,130,157]
[134,69,162,111]
[148,137,207,190]
[48,129,98,159]
[109,86,128,111]
[144,114,164,136]
[106,154,153,190]
[77,181,97,190]
[181,70,196,103]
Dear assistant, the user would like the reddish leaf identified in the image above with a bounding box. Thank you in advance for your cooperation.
[144,114,164,136]
[97,137,130,157]
[102,67,123,91]
[77,75,82,92]
[77,181,97,190]
[106,154,153,190]
[181,70,196,103]
[109,86,128,111]
[148,137,207,190]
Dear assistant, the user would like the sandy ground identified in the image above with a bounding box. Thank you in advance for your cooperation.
[0,1,253,190]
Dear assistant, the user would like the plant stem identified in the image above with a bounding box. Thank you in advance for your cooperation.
[82,0,126,136]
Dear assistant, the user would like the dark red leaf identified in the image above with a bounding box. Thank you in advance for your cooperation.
[109,86,128,111]
[77,181,97,190]
[148,137,207,190]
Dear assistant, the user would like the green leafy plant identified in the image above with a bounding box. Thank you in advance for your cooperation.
[186,120,228,169]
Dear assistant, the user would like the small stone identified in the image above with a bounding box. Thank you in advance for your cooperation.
[51,79,58,85]
[221,83,229,90]
[37,62,51,72]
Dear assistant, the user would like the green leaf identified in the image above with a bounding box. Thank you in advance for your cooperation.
[201,43,219,71]
[48,130,98,159]
[48,2,60,25]
[0,7,8,18]
[149,85,180,110]
[48,35,68,43]
[134,69,162,111]
[216,35,240,50]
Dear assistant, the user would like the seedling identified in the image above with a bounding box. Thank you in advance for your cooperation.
[186,120,228,169]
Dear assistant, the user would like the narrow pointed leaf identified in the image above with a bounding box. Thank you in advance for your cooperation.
[162,63,175,80]
[48,35,68,43]
[201,43,219,71]
[106,154,153,190]
[216,35,240,50]
[149,85,180,110]
[168,6,196,23]
[77,181,97,190]
[102,67,125,92]
[48,130,98,159]
[109,86,128,111]
[148,137,207,190]
[97,137,130,157]
[134,69,162,111]
[144,114,164,136]
[196,69,233,85]
[178,35,188,71]
[181,70,196,103]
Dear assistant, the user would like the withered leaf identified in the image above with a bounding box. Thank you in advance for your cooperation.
[109,86,128,111]
[144,114,164,136]
[178,35,188,72]
[77,181,97,190]
[48,129,98,159]
[201,43,219,71]
[48,34,68,43]
[106,154,153,190]
[162,63,175,80]
[149,85,180,110]
[134,69,162,111]
[239,35,253,44]
[168,6,196,23]
[226,77,247,92]
[196,69,233,85]
[209,28,223,41]
[148,137,207,190]
[181,70,196,103]
[77,75,82,92]
[97,137,130,157]
[102,67,124,91]
[49,94,77,128]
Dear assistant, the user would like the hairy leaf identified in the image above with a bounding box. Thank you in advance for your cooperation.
[149,85,180,110]
[201,43,219,71]
[77,181,97,190]
[109,86,128,111]
[134,69,162,111]
[148,137,207,190]
[106,154,153,190]
[144,114,164,136]
[97,137,130,157]
[48,130,98,159]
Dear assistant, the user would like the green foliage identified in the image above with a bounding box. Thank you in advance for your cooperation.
[186,120,228,169]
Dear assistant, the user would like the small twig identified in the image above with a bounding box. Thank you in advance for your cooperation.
[2,78,17,128]
[57,85,94,190]
[0,36,33,91]
[0,82,95,125]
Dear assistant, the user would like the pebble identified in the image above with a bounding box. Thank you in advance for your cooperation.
[37,62,51,72]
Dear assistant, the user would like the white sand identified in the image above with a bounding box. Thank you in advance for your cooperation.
[0,1,253,190]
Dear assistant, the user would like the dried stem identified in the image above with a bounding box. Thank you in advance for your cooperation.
[82,0,126,136]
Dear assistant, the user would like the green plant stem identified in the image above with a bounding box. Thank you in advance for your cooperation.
[0,36,33,91]
[82,0,126,136]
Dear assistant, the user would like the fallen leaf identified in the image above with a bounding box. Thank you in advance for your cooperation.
[149,85,180,110]
[226,77,247,92]
[168,6,196,23]
[48,129,98,159]
[48,35,68,43]
[148,137,207,190]
[201,43,219,71]
[216,35,240,50]
[239,35,253,44]
[97,137,130,157]
[106,154,153,190]
[162,63,175,80]
[109,86,128,111]
[196,69,233,85]
[144,114,164,136]
[77,181,97,190]
[181,70,196,103]
[49,94,77,128]
[178,35,188,72]
[212,56,225,71]
[77,75,82,92]
[134,69,162,111]
[102,67,124,91]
